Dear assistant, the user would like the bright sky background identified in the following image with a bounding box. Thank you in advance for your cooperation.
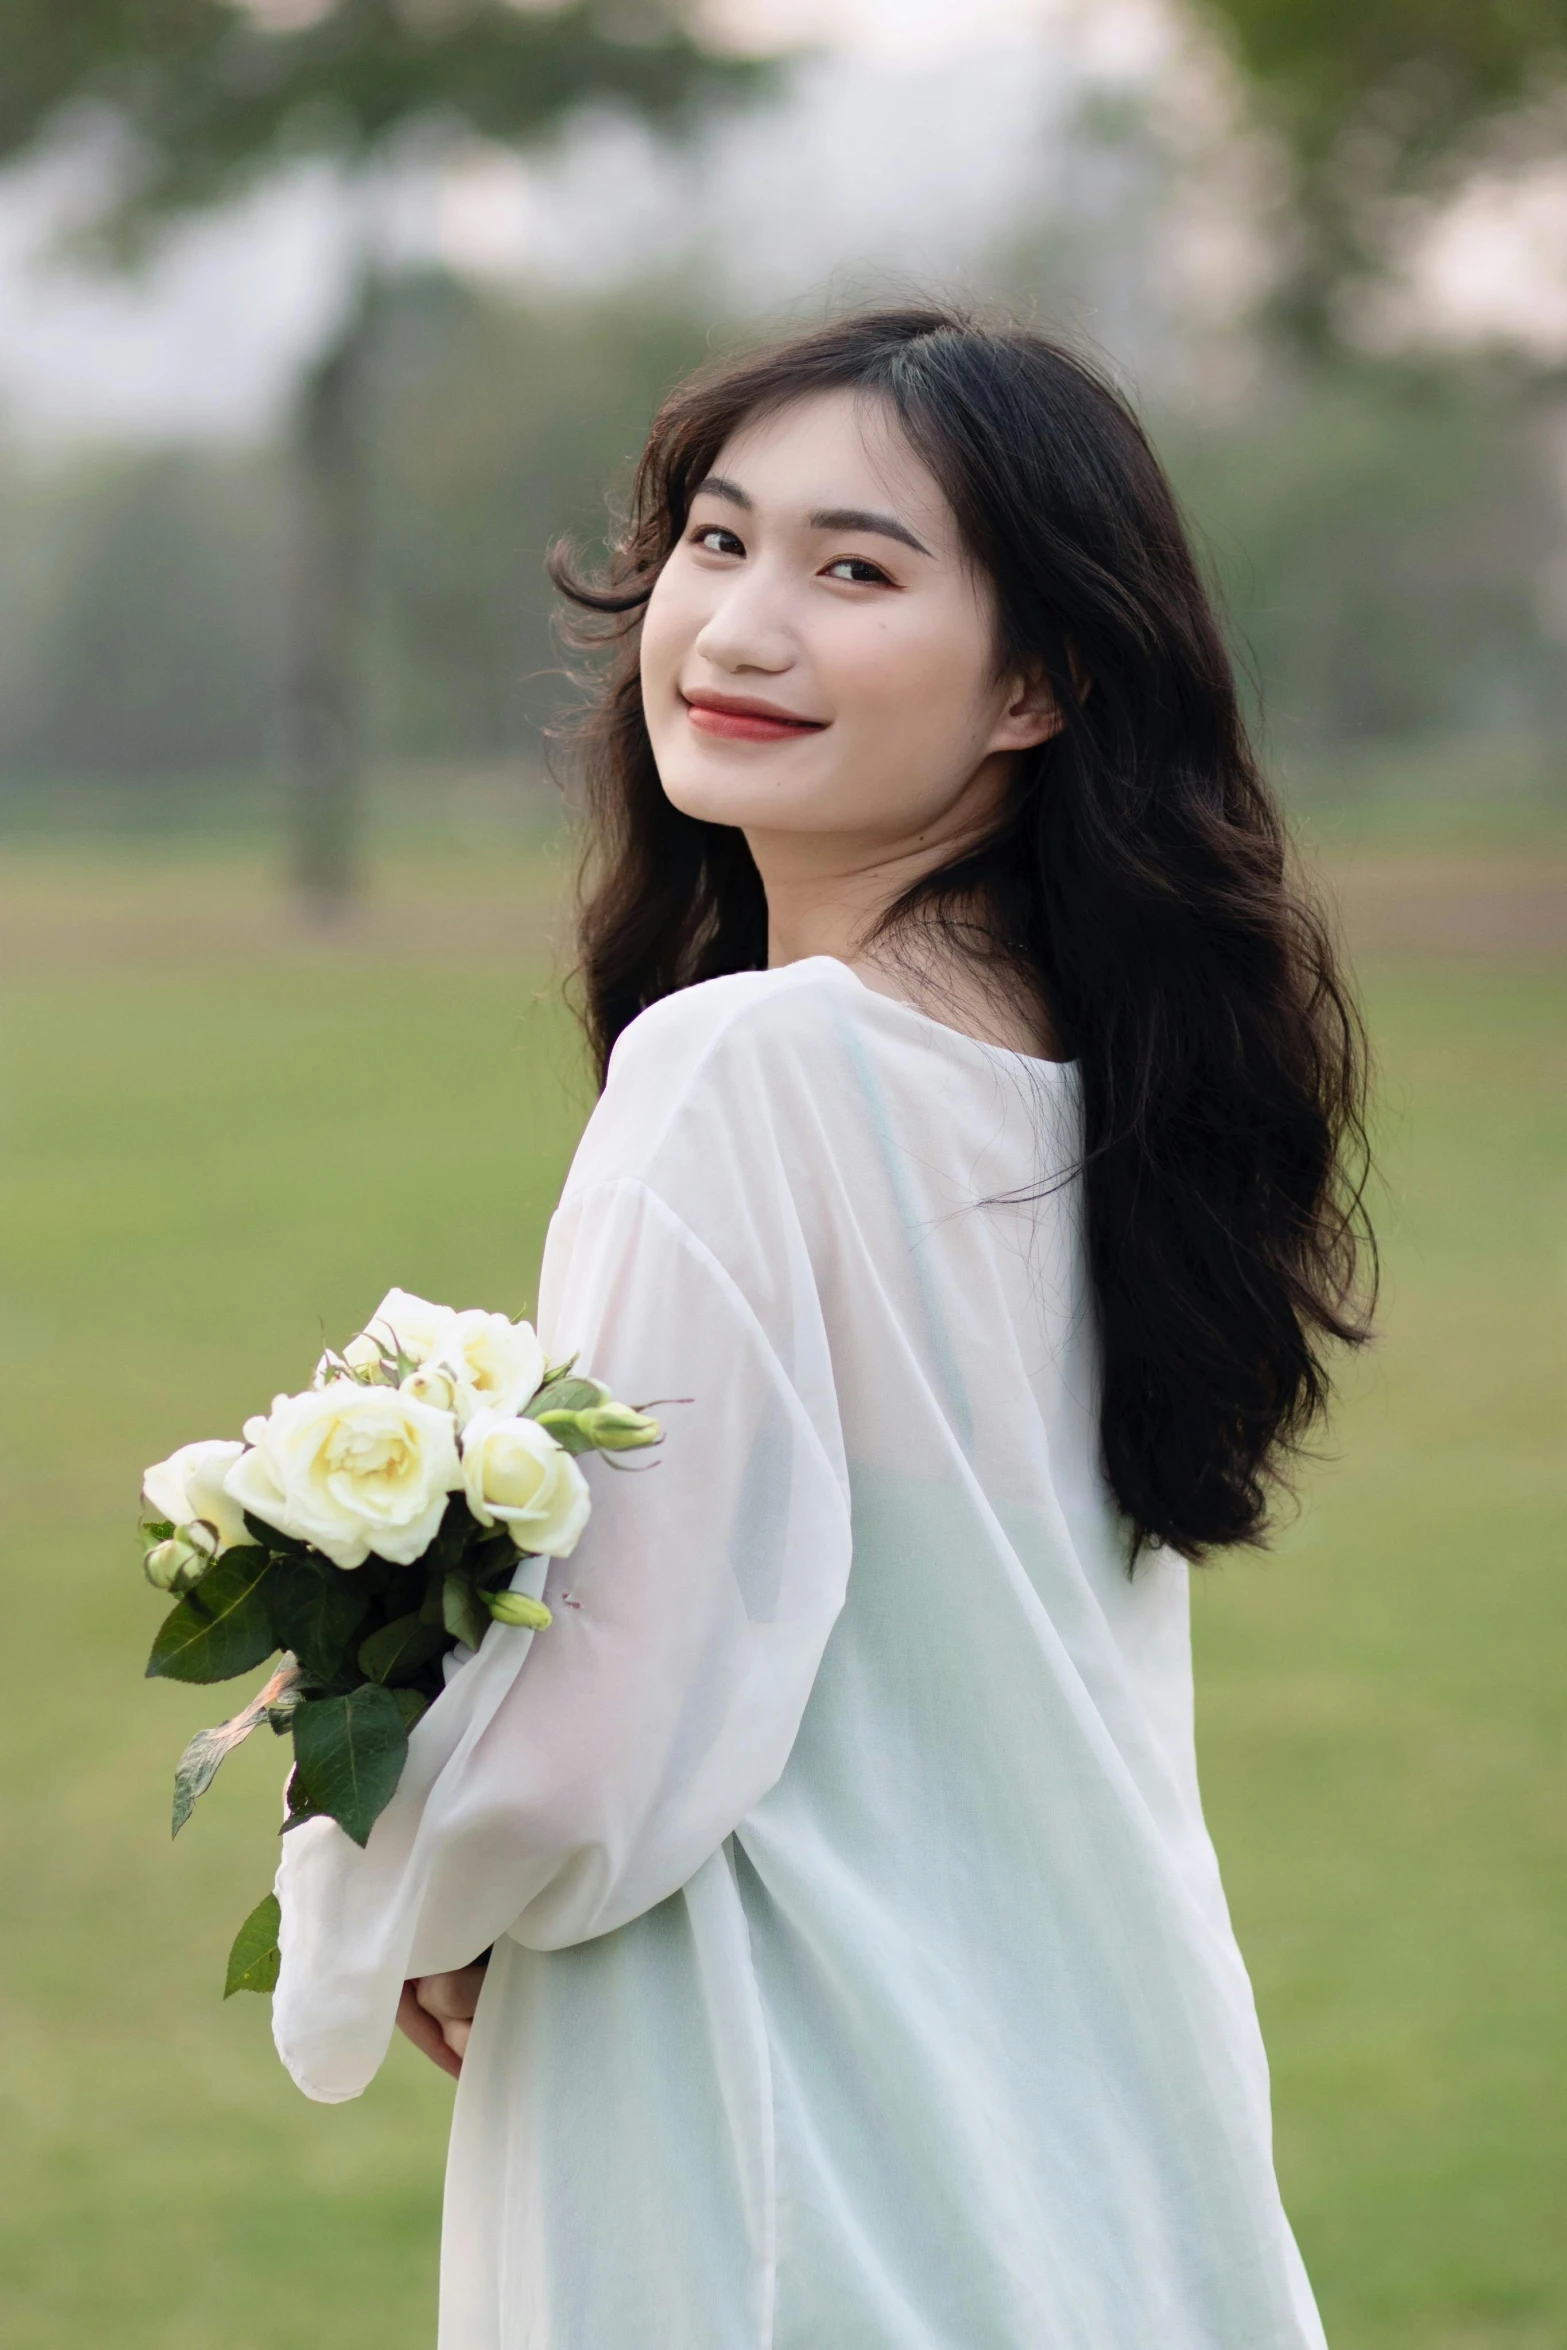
[0,0,1561,450]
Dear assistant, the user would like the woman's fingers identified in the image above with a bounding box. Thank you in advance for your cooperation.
[414,1964,489,2026]
[396,1979,463,2079]
[393,1957,489,2075]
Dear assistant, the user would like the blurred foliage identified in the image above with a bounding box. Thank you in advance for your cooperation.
[1164,364,1566,760]
[361,279,710,764]
[0,287,701,781]
[1204,0,1567,165]
[1,0,770,906]
[0,281,1560,791]
[0,448,286,778]
[1,0,766,238]
[1201,0,1567,342]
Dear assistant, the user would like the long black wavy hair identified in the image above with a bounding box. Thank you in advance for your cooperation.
[549,305,1373,1562]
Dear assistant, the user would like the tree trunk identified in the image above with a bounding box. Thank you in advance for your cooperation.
[289,278,376,916]
[1537,382,1567,800]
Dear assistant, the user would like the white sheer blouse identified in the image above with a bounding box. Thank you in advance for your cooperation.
[272,955,1326,2350]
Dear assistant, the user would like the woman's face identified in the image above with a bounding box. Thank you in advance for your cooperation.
[640,388,1056,861]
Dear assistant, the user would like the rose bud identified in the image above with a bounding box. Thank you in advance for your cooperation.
[483,1589,554,1630]
[576,1402,662,1452]
[143,1531,210,1594]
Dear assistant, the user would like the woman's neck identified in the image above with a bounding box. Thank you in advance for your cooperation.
[752,826,1057,1060]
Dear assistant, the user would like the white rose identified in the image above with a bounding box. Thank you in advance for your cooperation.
[460,1410,591,1556]
[226,1382,462,1570]
[314,1289,460,1388]
[362,1287,459,1367]
[142,1439,249,1553]
[320,1331,389,1382]
[435,1310,546,1429]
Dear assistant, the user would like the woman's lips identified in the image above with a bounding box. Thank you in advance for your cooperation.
[682,695,825,743]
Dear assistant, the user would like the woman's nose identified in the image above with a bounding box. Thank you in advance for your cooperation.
[691,567,796,676]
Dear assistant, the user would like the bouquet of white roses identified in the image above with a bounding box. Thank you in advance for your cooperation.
[139,1288,660,1998]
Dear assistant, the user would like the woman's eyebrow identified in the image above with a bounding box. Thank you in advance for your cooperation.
[808,505,933,558]
[692,472,751,509]
[690,474,932,559]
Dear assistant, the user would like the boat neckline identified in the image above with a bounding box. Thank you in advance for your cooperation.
[784,954,1078,1073]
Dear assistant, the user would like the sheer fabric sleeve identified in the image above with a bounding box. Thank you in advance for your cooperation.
[271,1172,852,2104]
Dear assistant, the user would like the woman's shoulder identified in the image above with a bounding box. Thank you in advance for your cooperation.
[561,961,860,1207]
[612,959,858,1080]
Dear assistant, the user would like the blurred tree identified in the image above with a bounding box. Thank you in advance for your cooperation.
[0,448,286,782]
[1208,0,1566,150]
[361,276,712,764]
[1202,0,1567,340]
[0,283,723,796]
[0,0,766,910]
[1164,364,1563,762]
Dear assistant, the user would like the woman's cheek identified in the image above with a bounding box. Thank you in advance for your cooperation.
[638,580,684,705]
[840,615,975,753]
[642,560,718,708]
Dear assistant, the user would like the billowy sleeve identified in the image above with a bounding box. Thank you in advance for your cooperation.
[272,1170,852,2103]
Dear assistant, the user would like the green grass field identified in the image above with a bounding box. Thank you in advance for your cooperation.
[0,837,1562,2350]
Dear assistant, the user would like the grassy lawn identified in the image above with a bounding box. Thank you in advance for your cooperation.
[0,837,1562,2349]
[1194,960,1566,2350]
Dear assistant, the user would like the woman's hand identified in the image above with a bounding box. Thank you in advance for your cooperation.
[396,1959,490,2078]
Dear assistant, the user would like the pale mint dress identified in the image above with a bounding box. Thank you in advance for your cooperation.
[272,956,1328,2350]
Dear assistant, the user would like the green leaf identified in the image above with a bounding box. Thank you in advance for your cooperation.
[420,1495,469,1577]
[484,1588,553,1631]
[145,1547,278,1685]
[266,1559,370,1682]
[472,1539,524,1592]
[442,1571,490,1652]
[242,1511,309,1557]
[280,1763,321,1833]
[224,1893,282,1998]
[390,1687,429,1733]
[525,1375,606,1418]
[290,1685,410,1848]
[357,1611,446,1685]
[171,1655,303,1837]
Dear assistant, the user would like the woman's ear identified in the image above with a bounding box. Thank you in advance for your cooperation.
[988,668,1064,755]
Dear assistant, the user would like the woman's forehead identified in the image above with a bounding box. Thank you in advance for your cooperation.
[708,388,959,550]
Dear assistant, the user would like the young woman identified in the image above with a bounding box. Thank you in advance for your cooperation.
[273,307,1370,2348]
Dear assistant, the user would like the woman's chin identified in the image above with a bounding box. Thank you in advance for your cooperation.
[657,762,835,833]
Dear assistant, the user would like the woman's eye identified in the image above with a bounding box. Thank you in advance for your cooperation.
[824,557,893,586]
[690,525,744,557]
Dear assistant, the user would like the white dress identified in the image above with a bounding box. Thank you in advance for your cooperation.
[272,955,1327,2350]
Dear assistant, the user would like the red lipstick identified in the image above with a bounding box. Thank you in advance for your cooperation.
[682,689,826,743]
